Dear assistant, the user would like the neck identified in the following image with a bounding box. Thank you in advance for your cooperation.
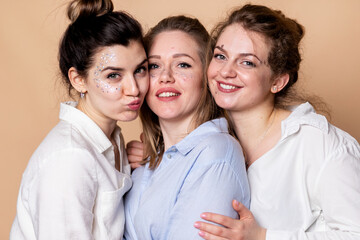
[229,103,276,158]
[159,114,195,151]
[77,100,117,140]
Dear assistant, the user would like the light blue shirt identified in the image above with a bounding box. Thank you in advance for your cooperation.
[124,118,250,240]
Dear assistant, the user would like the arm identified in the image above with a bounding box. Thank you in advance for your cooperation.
[195,143,360,240]
[29,149,97,239]
[167,149,250,240]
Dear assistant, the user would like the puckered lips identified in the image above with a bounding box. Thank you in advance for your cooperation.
[216,80,242,93]
[128,99,141,110]
[155,87,181,101]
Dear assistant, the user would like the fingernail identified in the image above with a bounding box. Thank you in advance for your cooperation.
[200,213,207,219]
[233,199,239,205]
[194,222,200,228]
[198,231,205,237]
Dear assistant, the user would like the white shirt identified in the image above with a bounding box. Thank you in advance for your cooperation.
[10,102,131,240]
[248,102,360,239]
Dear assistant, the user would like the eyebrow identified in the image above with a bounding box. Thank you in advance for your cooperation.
[101,58,148,72]
[136,58,148,67]
[148,53,195,61]
[214,45,263,62]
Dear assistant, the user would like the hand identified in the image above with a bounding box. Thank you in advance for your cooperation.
[126,133,145,170]
[194,200,266,240]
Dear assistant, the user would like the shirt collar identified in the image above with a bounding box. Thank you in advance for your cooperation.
[59,101,120,153]
[281,102,329,140]
[174,118,229,155]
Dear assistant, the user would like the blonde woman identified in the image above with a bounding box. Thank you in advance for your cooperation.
[124,16,250,240]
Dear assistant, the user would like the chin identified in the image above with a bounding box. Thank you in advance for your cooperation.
[213,97,233,111]
[117,112,139,122]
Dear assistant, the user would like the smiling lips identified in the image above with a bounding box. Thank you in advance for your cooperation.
[217,81,242,93]
[156,88,181,101]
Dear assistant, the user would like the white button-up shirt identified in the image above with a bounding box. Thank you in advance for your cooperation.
[10,102,131,240]
[248,103,360,239]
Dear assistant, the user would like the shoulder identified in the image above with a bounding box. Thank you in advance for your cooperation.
[23,125,98,185]
[199,129,242,153]
[283,103,359,164]
[325,124,360,159]
[190,131,245,173]
[32,120,97,161]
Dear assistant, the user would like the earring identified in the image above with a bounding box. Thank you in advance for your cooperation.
[80,92,85,98]
[272,86,277,92]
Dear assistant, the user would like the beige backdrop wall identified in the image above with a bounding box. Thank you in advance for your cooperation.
[1,0,359,238]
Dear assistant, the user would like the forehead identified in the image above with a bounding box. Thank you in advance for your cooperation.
[217,24,270,59]
[92,41,146,66]
[149,30,200,56]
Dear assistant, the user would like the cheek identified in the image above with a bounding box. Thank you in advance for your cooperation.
[173,69,193,82]
[92,72,123,94]
[137,77,149,96]
[145,92,156,108]
[149,70,160,79]
[207,61,218,80]
[147,76,158,94]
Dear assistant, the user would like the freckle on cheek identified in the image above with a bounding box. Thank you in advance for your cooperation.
[174,70,192,81]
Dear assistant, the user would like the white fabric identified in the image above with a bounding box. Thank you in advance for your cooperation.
[10,102,131,240]
[248,102,360,240]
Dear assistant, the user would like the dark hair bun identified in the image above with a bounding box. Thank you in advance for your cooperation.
[67,0,114,23]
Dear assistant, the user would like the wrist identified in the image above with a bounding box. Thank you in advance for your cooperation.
[260,227,267,240]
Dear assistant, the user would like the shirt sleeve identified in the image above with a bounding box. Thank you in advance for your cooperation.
[28,148,98,240]
[166,145,250,240]
[267,141,360,240]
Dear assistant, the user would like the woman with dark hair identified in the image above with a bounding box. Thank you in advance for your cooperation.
[194,4,360,240]
[124,15,250,240]
[10,0,148,239]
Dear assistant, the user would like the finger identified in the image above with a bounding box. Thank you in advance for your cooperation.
[130,162,141,169]
[200,212,236,229]
[198,230,228,240]
[194,221,230,239]
[126,140,143,150]
[127,154,143,164]
[232,200,252,220]
[126,146,144,158]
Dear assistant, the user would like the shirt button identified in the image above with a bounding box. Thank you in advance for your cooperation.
[167,154,172,159]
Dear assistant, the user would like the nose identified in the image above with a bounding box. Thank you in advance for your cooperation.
[123,75,140,97]
[159,66,175,84]
[219,61,237,79]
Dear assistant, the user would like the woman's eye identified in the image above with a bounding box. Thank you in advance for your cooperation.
[178,62,191,68]
[241,60,256,68]
[135,66,147,74]
[149,64,159,70]
[107,73,121,79]
[214,54,226,60]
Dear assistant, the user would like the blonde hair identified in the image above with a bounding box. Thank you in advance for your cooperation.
[140,16,224,169]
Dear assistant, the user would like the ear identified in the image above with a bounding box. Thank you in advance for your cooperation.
[68,67,87,94]
[271,73,289,93]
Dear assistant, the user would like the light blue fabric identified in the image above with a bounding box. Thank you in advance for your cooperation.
[124,118,250,240]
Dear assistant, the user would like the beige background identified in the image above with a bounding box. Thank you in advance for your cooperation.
[1,0,359,238]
